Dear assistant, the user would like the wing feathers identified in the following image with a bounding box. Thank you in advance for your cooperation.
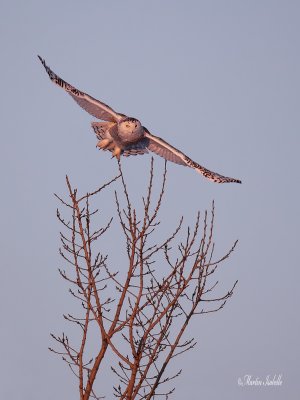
[123,138,149,157]
[91,121,115,140]
[144,129,241,184]
[144,130,186,166]
[38,56,121,122]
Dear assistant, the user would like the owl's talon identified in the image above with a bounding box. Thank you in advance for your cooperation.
[97,139,112,149]
[113,146,122,160]
[107,142,116,151]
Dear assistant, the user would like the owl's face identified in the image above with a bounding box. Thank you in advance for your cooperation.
[118,117,143,142]
[119,118,142,134]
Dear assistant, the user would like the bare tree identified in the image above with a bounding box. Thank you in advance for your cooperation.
[52,159,238,400]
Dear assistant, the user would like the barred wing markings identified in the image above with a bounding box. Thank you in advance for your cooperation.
[123,138,149,157]
[38,56,121,122]
[91,122,114,140]
[144,129,242,184]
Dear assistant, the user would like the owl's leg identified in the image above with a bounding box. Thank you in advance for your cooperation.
[97,138,113,149]
[107,142,116,150]
[112,146,122,160]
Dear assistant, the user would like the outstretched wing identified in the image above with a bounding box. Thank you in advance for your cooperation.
[144,128,242,184]
[38,56,122,122]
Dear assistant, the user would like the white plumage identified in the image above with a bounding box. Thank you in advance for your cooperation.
[38,56,241,184]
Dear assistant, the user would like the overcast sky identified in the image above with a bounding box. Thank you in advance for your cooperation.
[1,1,299,399]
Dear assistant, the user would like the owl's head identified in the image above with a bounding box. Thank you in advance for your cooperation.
[119,117,142,135]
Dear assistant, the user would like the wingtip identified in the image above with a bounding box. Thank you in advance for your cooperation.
[37,55,46,67]
[229,178,242,184]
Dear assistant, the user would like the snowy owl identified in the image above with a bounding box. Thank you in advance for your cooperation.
[38,56,241,184]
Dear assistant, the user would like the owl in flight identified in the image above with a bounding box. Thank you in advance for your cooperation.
[38,56,241,184]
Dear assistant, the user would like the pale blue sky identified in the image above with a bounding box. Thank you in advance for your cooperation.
[1,1,299,399]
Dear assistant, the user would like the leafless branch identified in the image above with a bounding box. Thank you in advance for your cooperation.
[51,159,238,399]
